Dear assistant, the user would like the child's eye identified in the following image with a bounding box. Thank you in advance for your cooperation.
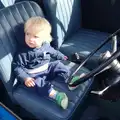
[26,33,29,35]
[34,36,39,38]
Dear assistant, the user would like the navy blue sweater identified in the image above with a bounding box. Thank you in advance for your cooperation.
[12,42,66,82]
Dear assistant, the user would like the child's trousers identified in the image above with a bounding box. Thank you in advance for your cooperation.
[29,60,70,96]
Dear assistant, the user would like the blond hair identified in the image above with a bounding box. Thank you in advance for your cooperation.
[24,17,52,43]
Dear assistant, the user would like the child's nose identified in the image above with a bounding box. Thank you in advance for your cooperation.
[29,37,35,42]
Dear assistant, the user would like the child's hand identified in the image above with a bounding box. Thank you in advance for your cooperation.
[24,77,35,87]
[64,56,68,60]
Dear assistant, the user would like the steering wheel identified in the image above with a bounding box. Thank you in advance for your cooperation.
[68,29,120,87]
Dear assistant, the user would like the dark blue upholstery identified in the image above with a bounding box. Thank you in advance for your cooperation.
[43,0,112,59]
[0,1,44,98]
[13,63,93,120]
[60,29,111,57]
[43,0,81,49]
[0,1,94,120]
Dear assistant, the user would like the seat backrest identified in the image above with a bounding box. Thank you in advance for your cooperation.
[43,0,81,49]
[0,1,44,99]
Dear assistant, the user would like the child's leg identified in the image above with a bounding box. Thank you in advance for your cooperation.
[48,87,68,109]
[32,74,51,96]
[32,72,68,109]
[35,82,68,109]
[46,61,69,109]
[47,60,70,82]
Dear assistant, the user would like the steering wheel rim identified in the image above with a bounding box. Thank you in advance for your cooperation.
[68,29,120,87]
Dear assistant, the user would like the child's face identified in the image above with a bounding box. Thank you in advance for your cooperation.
[25,30,45,48]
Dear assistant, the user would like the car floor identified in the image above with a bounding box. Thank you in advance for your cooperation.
[79,70,120,120]
[79,94,120,120]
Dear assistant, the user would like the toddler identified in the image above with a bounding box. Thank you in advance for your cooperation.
[12,17,70,109]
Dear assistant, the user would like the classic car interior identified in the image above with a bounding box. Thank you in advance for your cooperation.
[0,0,120,120]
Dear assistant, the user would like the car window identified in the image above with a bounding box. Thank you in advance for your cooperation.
[1,0,15,7]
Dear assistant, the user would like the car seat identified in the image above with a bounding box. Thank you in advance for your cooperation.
[43,0,112,70]
[0,1,94,120]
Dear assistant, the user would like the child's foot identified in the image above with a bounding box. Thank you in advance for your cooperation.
[55,92,68,109]
[68,73,86,90]
[49,89,68,109]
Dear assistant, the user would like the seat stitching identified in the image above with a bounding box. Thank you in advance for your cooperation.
[57,1,64,38]
[27,2,37,16]
[2,8,17,48]
[15,4,24,22]
[59,1,67,31]
[21,3,31,21]
[0,15,14,61]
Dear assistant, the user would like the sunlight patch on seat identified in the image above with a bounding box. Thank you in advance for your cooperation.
[62,43,74,47]
[0,53,12,82]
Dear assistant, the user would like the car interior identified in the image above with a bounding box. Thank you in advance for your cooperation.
[0,0,120,120]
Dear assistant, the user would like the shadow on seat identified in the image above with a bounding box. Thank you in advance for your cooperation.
[0,1,94,120]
